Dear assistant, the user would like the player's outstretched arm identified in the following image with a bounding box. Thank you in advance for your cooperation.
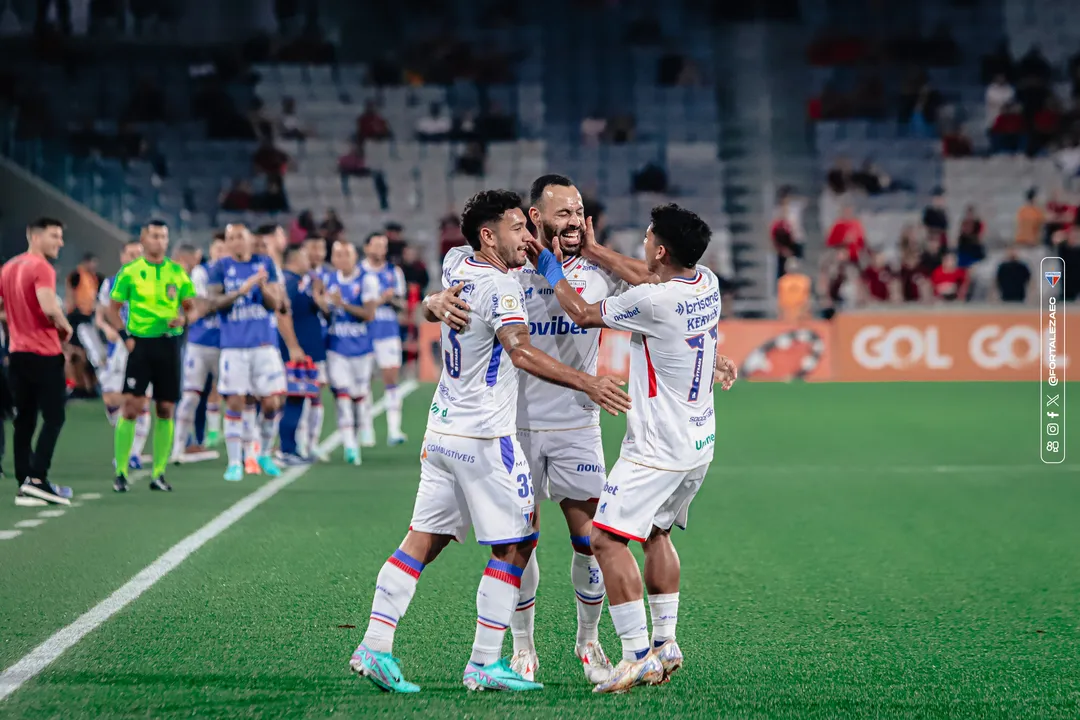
[526,246,606,329]
[423,283,470,330]
[207,270,264,312]
[579,216,659,286]
[496,324,631,416]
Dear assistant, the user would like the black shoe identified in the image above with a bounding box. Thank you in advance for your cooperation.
[21,478,71,506]
[149,475,172,492]
[113,475,130,493]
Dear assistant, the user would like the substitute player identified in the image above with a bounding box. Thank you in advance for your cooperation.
[360,232,407,446]
[326,240,381,465]
[108,221,197,493]
[349,190,631,693]
[528,203,722,693]
[96,240,151,471]
[208,224,287,481]
[297,233,331,457]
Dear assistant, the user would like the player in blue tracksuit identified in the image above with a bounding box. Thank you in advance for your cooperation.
[360,232,407,446]
[207,224,287,482]
[278,245,330,463]
[326,240,376,465]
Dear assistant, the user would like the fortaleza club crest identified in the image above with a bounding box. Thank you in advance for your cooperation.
[165,283,178,300]
[1045,271,1061,287]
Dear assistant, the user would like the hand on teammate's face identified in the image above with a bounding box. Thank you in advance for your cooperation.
[585,375,631,416]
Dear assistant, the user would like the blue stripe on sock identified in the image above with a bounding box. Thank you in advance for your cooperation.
[477,614,508,629]
[517,596,536,607]
[634,648,650,660]
[370,610,398,625]
[391,549,426,574]
[485,558,524,578]
[570,534,591,547]
[575,590,606,601]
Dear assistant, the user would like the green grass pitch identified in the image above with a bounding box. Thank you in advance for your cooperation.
[0,382,1076,719]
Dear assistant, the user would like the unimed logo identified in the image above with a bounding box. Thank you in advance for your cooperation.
[852,325,953,370]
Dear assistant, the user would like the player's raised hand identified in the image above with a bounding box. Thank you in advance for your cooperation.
[240,271,262,295]
[426,284,471,331]
[584,375,631,416]
[581,216,599,256]
[714,354,738,391]
[328,287,344,307]
[550,236,564,264]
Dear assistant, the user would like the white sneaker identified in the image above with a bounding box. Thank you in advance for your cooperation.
[577,640,614,684]
[359,427,376,448]
[509,648,539,682]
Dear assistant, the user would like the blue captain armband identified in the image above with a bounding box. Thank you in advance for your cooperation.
[536,249,567,288]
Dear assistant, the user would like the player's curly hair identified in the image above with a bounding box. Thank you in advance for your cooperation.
[460,190,523,250]
[650,203,711,269]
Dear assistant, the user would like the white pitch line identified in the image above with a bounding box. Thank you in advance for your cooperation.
[0,531,21,541]
[37,511,65,519]
[13,520,45,529]
[79,493,102,501]
[0,380,417,703]
[710,464,1080,475]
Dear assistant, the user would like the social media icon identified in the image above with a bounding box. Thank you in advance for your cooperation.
[1047,423,1059,436]
[1047,411,1059,418]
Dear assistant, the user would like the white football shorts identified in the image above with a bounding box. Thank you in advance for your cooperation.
[517,425,606,504]
[410,431,538,545]
[217,346,287,398]
[592,458,710,543]
[182,343,221,393]
[372,335,402,370]
[99,343,151,397]
[326,351,374,398]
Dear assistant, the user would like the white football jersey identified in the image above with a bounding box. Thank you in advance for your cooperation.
[429,251,528,439]
[600,266,720,471]
[443,246,622,430]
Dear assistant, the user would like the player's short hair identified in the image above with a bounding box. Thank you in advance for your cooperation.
[255,223,280,236]
[81,251,97,262]
[146,219,168,229]
[212,231,226,242]
[282,244,304,264]
[27,217,64,233]
[384,221,403,233]
[650,204,711,269]
[460,190,523,250]
[303,233,324,243]
[175,243,199,256]
[529,174,574,206]
[364,232,384,245]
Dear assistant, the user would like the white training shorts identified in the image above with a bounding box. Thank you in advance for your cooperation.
[182,343,221,393]
[99,343,150,396]
[326,351,374,399]
[217,346,287,398]
[410,431,537,545]
[592,458,710,543]
[372,336,402,370]
[517,425,606,504]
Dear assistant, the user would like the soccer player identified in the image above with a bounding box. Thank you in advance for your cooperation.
[278,244,330,463]
[108,221,197,493]
[526,203,721,692]
[349,190,631,693]
[298,234,331,457]
[208,223,287,482]
[325,240,379,465]
[96,240,151,471]
[359,232,407,446]
[171,237,223,462]
[202,234,228,447]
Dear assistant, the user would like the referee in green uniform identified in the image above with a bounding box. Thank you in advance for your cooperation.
[107,221,196,493]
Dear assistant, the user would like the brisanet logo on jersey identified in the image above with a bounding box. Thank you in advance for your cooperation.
[1040,257,1066,464]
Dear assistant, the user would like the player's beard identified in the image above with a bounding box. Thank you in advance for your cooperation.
[542,220,582,256]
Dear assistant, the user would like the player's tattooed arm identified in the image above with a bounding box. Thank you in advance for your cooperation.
[423,283,470,330]
[578,216,659,286]
[496,324,631,415]
[207,270,265,312]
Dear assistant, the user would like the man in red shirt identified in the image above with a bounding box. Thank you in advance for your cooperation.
[0,218,74,506]
[930,252,969,302]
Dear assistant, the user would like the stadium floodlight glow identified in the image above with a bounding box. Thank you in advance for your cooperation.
[1040,257,1066,464]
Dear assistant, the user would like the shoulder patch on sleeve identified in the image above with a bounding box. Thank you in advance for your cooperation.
[499,294,520,312]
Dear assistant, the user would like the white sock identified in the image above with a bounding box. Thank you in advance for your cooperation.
[296,399,311,456]
[361,548,424,654]
[131,411,151,459]
[173,392,200,454]
[471,558,522,666]
[206,403,221,435]
[308,399,324,450]
[511,551,539,653]
[242,405,258,458]
[608,600,650,662]
[572,551,606,647]
[224,410,244,465]
[648,593,679,647]
[385,384,403,437]
[359,394,374,436]
[105,404,120,427]
[259,407,280,456]
[336,395,357,452]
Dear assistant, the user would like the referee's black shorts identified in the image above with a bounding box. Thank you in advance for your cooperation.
[123,335,182,403]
